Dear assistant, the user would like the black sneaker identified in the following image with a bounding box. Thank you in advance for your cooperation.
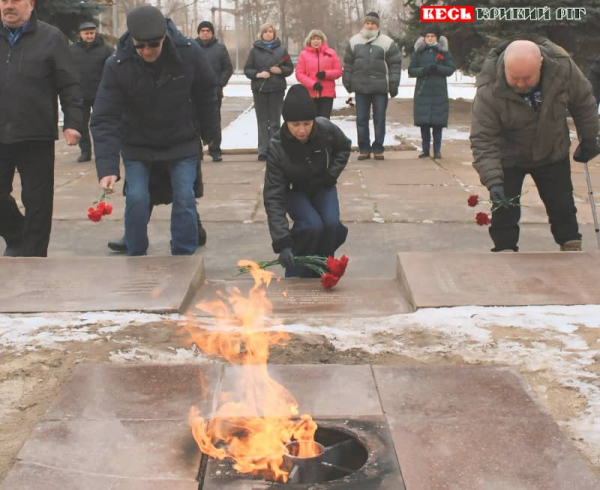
[107,235,127,253]
[433,151,442,159]
[197,214,207,246]
[418,151,430,158]
[211,153,223,162]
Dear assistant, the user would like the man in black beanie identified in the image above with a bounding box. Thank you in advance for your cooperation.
[263,85,351,277]
[343,11,401,161]
[196,20,233,162]
[91,5,219,256]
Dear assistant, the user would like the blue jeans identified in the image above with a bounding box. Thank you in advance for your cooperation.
[355,93,388,154]
[285,187,348,278]
[420,125,443,153]
[123,156,198,256]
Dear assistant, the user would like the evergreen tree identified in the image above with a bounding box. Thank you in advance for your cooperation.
[399,0,600,74]
[35,0,105,40]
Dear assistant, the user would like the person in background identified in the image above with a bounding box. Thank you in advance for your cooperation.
[69,20,113,163]
[0,0,82,257]
[244,23,294,161]
[342,11,401,161]
[92,5,218,256]
[263,85,351,278]
[408,24,455,160]
[470,37,599,253]
[196,20,233,162]
[588,54,600,108]
[295,29,342,119]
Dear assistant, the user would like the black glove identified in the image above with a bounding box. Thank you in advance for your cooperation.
[423,64,435,76]
[490,184,509,208]
[573,139,600,163]
[278,247,295,269]
[389,87,398,98]
[316,71,326,80]
[313,81,323,91]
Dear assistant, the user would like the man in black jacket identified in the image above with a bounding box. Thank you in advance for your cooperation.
[70,21,113,163]
[91,5,218,256]
[0,0,82,257]
[196,20,232,162]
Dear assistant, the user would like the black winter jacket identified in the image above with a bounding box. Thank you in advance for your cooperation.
[342,30,401,95]
[0,12,83,144]
[263,118,351,252]
[408,36,455,127]
[70,35,113,100]
[91,20,219,181]
[244,39,294,93]
[195,37,232,95]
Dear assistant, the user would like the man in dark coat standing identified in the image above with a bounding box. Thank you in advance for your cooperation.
[196,20,232,162]
[91,5,219,256]
[0,0,82,257]
[70,21,113,163]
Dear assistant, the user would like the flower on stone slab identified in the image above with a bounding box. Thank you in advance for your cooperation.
[326,255,349,278]
[467,194,479,207]
[321,272,340,290]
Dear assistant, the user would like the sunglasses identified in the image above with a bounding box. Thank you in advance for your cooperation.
[134,40,161,49]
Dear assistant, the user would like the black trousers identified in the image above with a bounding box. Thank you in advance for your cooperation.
[253,90,285,157]
[490,157,581,251]
[314,97,334,119]
[79,98,94,154]
[0,141,55,256]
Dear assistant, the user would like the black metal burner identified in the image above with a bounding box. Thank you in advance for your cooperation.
[198,418,406,490]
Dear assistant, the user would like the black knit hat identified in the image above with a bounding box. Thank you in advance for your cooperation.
[364,11,380,26]
[197,20,215,34]
[127,5,167,41]
[422,23,442,39]
[282,85,317,122]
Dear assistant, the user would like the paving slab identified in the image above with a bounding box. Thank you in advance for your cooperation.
[373,365,600,490]
[44,363,222,421]
[218,365,382,418]
[0,255,205,313]
[2,364,598,489]
[397,251,600,308]
[190,278,413,317]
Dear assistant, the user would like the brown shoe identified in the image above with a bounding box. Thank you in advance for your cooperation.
[357,152,370,160]
[560,239,582,251]
[374,153,384,160]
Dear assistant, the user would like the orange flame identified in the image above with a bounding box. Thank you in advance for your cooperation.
[180,260,319,482]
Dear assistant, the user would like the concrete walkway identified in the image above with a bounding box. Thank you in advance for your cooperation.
[3,98,600,280]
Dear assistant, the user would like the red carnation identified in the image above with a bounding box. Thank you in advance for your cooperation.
[437,53,444,60]
[326,255,349,278]
[475,212,491,226]
[321,272,340,289]
[87,206,102,222]
[467,195,479,207]
[96,201,106,214]
[103,203,113,215]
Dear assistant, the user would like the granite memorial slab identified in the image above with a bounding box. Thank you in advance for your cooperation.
[191,278,413,317]
[397,251,600,308]
[0,255,205,313]
[1,364,598,489]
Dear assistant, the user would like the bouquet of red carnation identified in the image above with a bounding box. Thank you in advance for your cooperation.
[237,254,349,290]
[88,188,113,223]
[467,193,523,226]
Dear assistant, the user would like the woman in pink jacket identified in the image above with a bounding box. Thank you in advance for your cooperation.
[295,29,342,119]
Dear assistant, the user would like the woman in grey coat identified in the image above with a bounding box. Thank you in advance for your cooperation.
[408,25,455,159]
[244,23,294,161]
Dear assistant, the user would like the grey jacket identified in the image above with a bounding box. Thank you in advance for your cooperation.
[470,36,599,189]
[342,30,401,95]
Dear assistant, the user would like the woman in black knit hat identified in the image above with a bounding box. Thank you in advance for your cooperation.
[263,85,351,277]
[408,23,455,159]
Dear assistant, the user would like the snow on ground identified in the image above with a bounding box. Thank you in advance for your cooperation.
[2,304,600,463]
